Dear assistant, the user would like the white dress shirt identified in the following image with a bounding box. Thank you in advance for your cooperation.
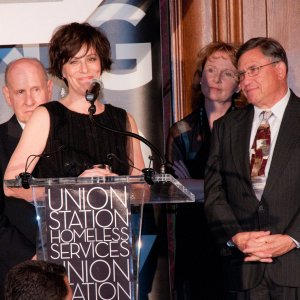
[249,89,290,177]
[248,89,299,248]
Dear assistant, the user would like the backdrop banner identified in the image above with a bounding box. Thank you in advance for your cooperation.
[0,0,164,166]
[0,0,165,299]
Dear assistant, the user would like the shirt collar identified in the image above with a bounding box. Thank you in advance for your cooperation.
[253,89,290,121]
[17,119,25,130]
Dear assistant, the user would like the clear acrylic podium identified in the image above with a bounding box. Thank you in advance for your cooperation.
[5,174,194,300]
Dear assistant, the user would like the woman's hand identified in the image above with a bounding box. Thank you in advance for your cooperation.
[79,164,118,177]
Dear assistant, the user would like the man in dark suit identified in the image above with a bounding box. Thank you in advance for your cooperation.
[0,57,52,297]
[205,37,300,299]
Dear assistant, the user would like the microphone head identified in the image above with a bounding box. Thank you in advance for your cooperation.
[85,79,102,102]
[19,172,32,189]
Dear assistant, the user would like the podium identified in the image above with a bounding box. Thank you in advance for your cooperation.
[5,174,194,300]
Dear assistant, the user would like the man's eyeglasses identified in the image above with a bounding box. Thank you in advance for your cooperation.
[238,60,281,82]
[203,66,239,82]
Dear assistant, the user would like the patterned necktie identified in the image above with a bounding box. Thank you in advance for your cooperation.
[250,111,272,177]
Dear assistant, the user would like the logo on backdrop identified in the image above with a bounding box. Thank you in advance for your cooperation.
[0,3,152,90]
[90,4,152,90]
[0,0,102,45]
[0,1,162,145]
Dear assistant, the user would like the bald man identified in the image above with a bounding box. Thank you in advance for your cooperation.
[0,58,52,297]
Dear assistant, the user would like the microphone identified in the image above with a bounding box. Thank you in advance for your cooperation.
[107,153,156,185]
[87,107,166,184]
[85,79,101,102]
[85,81,166,183]
[18,145,66,189]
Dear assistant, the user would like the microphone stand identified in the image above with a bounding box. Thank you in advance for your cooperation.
[18,145,66,189]
[85,91,166,185]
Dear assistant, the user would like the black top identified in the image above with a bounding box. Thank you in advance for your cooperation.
[166,102,237,299]
[167,104,236,178]
[36,102,132,178]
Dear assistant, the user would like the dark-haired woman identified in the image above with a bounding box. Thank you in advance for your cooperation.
[4,22,144,197]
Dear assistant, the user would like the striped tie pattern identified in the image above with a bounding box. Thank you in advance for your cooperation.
[250,111,272,177]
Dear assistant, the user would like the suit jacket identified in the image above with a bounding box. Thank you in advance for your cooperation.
[0,115,36,296]
[205,91,300,291]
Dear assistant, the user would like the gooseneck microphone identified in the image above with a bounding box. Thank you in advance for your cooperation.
[19,145,65,189]
[85,84,166,185]
[86,79,102,115]
[86,79,101,103]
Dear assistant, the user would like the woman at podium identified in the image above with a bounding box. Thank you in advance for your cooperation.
[4,22,145,195]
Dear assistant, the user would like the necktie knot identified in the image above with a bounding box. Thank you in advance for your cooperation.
[260,110,272,126]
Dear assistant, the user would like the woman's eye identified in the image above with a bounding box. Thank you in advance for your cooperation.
[88,57,97,62]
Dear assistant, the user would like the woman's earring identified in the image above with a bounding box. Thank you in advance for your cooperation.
[61,85,68,98]
[61,87,66,97]
[60,74,68,97]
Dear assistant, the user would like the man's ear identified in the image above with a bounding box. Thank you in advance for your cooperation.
[2,86,12,107]
[276,61,287,80]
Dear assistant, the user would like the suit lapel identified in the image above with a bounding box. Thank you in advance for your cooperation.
[5,115,23,156]
[231,106,254,193]
[264,94,300,196]
[0,115,22,179]
[7,115,23,140]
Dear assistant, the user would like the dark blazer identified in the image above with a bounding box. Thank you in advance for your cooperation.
[0,115,36,296]
[205,91,300,291]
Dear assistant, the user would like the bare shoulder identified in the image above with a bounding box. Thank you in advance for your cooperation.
[25,106,50,129]
[126,112,138,129]
[126,111,135,122]
[20,106,50,147]
[30,105,50,119]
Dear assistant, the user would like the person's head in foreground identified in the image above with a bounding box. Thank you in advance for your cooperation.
[4,260,72,300]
